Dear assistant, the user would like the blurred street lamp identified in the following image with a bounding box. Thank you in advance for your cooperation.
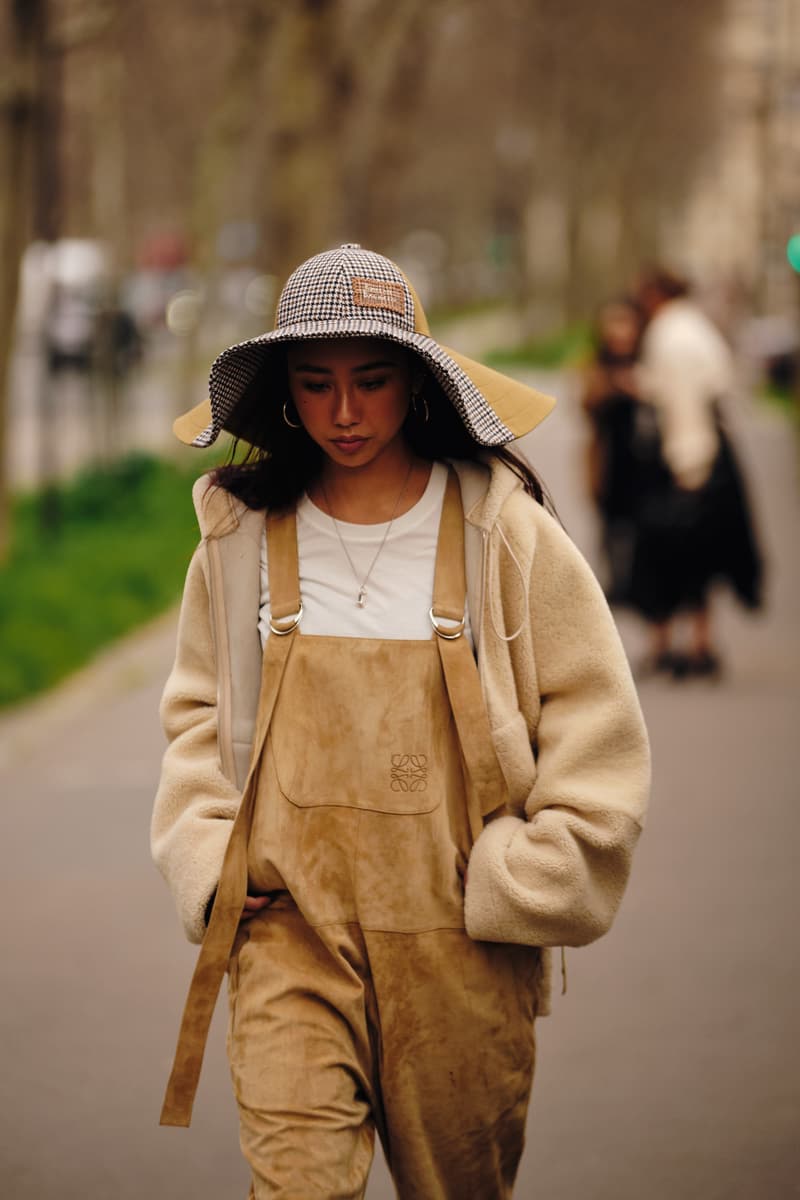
[787,234,800,414]
[166,288,206,421]
[244,275,277,320]
[787,234,800,274]
[165,290,204,338]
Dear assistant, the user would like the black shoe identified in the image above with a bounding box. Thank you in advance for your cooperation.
[652,651,672,673]
[685,650,721,679]
[669,652,691,680]
[638,650,684,680]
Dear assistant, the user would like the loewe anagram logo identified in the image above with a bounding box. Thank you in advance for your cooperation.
[390,754,428,792]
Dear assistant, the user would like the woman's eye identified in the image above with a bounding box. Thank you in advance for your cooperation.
[301,380,328,394]
[361,376,387,392]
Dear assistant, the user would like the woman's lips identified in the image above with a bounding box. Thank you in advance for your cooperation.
[331,437,369,454]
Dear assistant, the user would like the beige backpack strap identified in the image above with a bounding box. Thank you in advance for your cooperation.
[159,506,301,1127]
[432,471,509,841]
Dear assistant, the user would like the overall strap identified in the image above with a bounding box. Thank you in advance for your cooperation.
[431,468,468,625]
[159,507,301,1127]
[266,504,302,627]
[432,471,509,842]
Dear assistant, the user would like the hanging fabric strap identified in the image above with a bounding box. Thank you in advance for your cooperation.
[159,507,301,1128]
[432,470,510,843]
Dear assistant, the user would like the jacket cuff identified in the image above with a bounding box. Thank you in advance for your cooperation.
[165,820,233,944]
[464,815,532,944]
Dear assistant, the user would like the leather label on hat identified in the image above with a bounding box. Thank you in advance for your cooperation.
[352,277,406,314]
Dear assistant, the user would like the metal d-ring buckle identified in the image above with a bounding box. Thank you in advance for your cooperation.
[429,606,465,640]
[268,604,303,636]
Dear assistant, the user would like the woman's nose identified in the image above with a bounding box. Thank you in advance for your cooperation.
[332,385,359,427]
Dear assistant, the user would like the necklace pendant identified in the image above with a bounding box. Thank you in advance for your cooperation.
[357,586,367,608]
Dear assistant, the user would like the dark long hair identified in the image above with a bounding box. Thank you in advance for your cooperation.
[211,346,555,514]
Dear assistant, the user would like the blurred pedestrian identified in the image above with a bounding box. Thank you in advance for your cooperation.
[45,280,96,373]
[581,297,648,603]
[94,302,142,381]
[630,267,763,678]
[151,244,650,1198]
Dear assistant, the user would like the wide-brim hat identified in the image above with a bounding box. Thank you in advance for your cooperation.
[173,243,556,449]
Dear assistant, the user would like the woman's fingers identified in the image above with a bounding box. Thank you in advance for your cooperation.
[240,894,274,919]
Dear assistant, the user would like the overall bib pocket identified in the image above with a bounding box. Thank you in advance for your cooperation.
[271,637,449,816]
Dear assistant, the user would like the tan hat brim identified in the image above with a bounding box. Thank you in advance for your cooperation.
[442,346,556,439]
[173,400,213,446]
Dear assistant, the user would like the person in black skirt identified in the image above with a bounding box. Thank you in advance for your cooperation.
[581,297,649,604]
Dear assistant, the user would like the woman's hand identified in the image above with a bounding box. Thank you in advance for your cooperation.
[608,365,639,395]
[240,894,274,921]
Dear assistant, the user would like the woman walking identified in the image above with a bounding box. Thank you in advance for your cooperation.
[152,244,650,1199]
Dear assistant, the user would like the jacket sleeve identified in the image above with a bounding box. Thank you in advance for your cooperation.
[150,544,242,943]
[464,511,650,948]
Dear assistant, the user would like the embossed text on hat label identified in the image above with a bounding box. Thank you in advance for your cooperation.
[352,277,406,315]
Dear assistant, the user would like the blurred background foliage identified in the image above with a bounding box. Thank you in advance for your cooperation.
[1,0,798,705]
[0,453,203,705]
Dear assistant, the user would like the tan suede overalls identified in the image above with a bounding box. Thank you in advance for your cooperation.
[161,472,538,1199]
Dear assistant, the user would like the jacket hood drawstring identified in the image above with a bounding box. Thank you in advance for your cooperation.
[484,522,529,644]
[480,510,569,1003]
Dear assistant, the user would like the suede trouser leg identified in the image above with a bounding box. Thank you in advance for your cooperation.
[366,929,537,1200]
[227,903,382,1200]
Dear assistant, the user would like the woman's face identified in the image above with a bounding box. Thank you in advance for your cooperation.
[599,304,641,357]
[286,338,416,470]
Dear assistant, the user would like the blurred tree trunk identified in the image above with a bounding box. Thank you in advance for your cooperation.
[0,1,48,559]
[264,0,440,281]
[190,1,276,278]
[187,0,443,299]
[515,0,726,321]
[34,1,66,533]
[263,0,352,284]
[89,0,125,460]
[342,0,432,246]
[181,0,277,419]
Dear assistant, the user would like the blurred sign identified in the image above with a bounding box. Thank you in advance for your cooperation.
[787,234,800,273]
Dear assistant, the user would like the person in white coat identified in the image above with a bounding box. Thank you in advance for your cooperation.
[631,268,762,677]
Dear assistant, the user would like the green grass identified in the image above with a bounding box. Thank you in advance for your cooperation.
[759,378,799,419]
[484,323,592,370]
[0,453,216,709]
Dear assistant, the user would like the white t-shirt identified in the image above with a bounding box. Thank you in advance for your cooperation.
[258,461,473,646]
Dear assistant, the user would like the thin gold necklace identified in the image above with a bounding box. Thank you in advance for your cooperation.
[320,461,415,607]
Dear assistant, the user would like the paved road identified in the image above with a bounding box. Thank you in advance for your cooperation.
[1,375,798,1199]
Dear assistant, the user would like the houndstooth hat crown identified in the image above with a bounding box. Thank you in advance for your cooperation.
[173,244,555,450]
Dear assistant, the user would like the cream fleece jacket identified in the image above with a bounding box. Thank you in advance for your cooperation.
[151,458,650,1013]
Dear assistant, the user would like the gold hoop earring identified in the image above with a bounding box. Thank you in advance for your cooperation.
[411,391,430,423]
[283,401,302,429]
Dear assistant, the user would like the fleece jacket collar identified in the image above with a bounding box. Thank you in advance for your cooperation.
[449,456,523,533]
